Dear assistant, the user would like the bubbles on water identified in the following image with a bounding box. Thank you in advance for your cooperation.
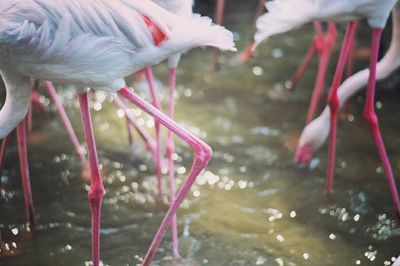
[93,102,102,111]
[376,166,383,174]
[146,119,155,128]
[84,260,107,266]
[275,257,284,266]
[177,167,186,175]
[59,244,73,253]
[116,109,125,118]
[53,153,70,163]
[193,191,201,198]
[364,246,377,262]
[347,114,355,122]
[184,88,193,97]
[196,171,220,186]
[366,213,400,240]
[0,188,15,202]
[276,234,285,242]
[263,208,283,222]
[271,48,284,58]
[11,228,19,236]
[138,164,148,172]
[252,66,263,76]
[237,180,248,189]
[251,127,280,137]
[308,158,320,170]
[255,256,267,265]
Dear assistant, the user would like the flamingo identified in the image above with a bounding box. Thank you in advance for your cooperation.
[0,1,236,266]
[294,4,400,208]
[252,0,400,215]
[394,256,400,266]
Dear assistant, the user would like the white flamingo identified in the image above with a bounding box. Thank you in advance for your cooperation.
[0,1,236,265]
[294,3,400,201]
[252,0,400,216]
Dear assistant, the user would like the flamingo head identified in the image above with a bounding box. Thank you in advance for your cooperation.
[293,109,330,165]
[293,144,313,165]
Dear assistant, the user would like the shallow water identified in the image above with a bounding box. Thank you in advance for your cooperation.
[1,1,400,266]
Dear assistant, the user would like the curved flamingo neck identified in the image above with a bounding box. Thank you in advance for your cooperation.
[0,64,32,139]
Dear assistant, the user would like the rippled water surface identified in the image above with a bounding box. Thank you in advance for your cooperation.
[1,1,400,265]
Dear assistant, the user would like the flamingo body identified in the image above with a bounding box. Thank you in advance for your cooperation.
[254,0,397,48]
[0,0,235,138]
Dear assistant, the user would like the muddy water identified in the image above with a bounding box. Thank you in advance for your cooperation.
[1,1,400,265]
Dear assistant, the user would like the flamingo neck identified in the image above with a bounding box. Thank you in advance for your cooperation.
[0,64,32,139]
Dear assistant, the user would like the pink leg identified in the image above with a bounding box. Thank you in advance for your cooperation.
[326,21,358,194]
[167,68,180,258]
[0,136,9,174]
[363,28,400,216]
[27,104,33,133]
[215,0,225,25]
[290,43,316,91]
[78,92,105,266]
[144,67,163,199]
[238,43,256,64]
[131,69,146,88]
[45,82,87,165]
[31,90,47,113]
[290,21,324,91]
[125,116,134,146]
[305,47,331,123]
[346,21,359,78]
[27,80,41,133]
[305,22,337,123]
[119,88,212,266]
[16,118,36,230]
[112,95,157,159]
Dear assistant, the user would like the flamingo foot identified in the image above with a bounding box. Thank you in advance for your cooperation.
[294,145,313,165]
